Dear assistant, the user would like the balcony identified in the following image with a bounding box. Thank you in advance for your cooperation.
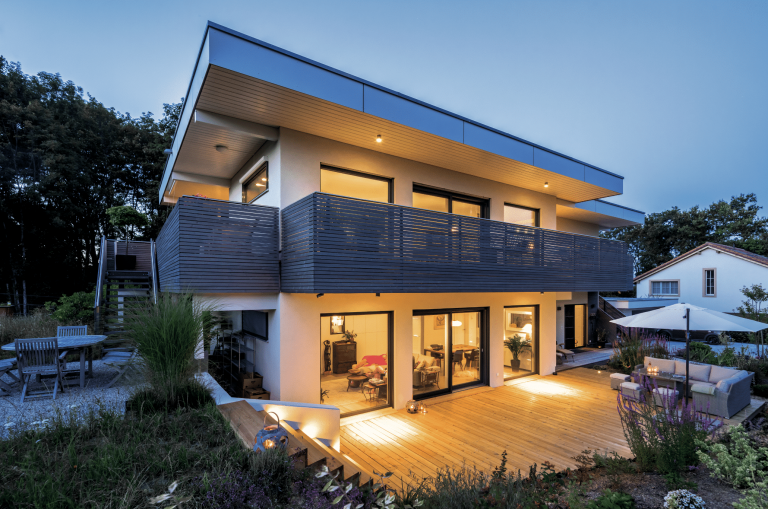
[282,193,633,294]
[156,196,280,293]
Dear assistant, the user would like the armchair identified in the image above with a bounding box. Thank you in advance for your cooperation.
[413,354,440,388]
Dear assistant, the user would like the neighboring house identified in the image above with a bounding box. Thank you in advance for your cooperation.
[634,242,768,313]
[96,22,643,417]
[604,297,679,316]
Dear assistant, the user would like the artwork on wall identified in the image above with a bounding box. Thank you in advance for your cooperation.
[433,315,446,330]
[330,315,345,335]
[507,311,533,331]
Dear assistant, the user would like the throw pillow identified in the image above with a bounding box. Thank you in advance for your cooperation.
[709,365,738,384]
[416,360,427,370]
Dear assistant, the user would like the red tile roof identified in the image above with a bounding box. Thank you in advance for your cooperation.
[634,242,768,282]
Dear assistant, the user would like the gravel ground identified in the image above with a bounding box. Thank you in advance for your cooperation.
[0,359,144,439]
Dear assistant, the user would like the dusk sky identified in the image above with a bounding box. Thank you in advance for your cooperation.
[2,0,766,215]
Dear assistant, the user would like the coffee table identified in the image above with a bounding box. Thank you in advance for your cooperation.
[636,368,688,397]
[346,375,367,391]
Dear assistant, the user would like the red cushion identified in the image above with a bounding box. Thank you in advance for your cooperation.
[360,355,387,367]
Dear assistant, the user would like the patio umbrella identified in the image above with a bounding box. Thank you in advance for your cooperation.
[610,303,768,397]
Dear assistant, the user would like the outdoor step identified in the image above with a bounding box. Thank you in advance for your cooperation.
[310,436,373,486]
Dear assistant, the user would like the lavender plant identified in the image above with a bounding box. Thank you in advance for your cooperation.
[617,376,721,473]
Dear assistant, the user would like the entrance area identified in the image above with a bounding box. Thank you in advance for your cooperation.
[564,304,587,349]
[320,312,392,417]
[412,309,486,398]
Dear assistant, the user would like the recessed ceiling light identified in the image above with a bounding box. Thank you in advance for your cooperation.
[544,182,549,188]
[215,144,228,153]
[376,134,382,143]
[262,177,267,181]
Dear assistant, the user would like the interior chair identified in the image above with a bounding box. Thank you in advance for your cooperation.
[452,350,463,374]
[15,338,68,404]
[464,349,480,375]
[57,325,88,337]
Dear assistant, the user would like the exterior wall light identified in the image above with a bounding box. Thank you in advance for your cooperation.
[544,182,549,188]
[376,134,382,143]
[215,144,229,153]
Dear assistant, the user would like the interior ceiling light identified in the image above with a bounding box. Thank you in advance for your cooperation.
[452,320,462,327]
[376,134,382,143]
[544,182,549,188]
[215,144,229,153]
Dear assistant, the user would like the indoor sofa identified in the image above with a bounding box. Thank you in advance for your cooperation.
[635,356,753,419]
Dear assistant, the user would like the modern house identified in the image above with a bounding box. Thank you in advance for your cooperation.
[634,242,768,314]
[99,22,644,418]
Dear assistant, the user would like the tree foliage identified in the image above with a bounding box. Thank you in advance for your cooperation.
[602,194,768,276]
[0,57,179,312]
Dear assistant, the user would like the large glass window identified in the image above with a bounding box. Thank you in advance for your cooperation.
[503,306,537,381]
[412,185,488,218]
[412,310,484,398]
[504,204,539,227]
[321,166,392,203]
[320,312,391,416]
[242,164,268,203]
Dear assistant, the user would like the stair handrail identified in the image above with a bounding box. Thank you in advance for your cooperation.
[150,239,159,304]
[94,236,107,309]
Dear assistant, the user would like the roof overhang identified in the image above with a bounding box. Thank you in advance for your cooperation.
[162,22,628,203]
[556,199,644,228]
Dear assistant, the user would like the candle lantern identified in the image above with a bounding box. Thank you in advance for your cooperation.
[254,411,289,452]
[406,400,418,414]
[418,402,428,414]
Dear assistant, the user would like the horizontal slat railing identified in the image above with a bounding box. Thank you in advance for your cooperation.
[281,193,634,293]
[155,196,280,293]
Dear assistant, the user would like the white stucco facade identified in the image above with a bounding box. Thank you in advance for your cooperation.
[636,246,768,313]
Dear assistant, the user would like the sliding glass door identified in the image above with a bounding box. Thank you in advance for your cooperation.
[412,308,486,399]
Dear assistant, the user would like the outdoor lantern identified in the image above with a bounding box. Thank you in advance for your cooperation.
[406,400,418,414]
[254,412,289,452]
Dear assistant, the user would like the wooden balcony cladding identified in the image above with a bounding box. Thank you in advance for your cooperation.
[282,193,633,293]
[156,196,279,293]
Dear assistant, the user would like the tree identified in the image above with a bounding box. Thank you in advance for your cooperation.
[106,205,149,240]
[736,284,768,357]
[602,194,768,276]
[0,56,180,313]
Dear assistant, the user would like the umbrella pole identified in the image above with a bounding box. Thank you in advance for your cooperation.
[685,308,690,400]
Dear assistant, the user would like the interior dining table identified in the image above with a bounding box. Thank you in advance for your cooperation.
[423,344,479,367]
[2,335,108,388]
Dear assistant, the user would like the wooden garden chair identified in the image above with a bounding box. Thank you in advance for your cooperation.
[0,358,20,397]
[102,347,139,388]
[57,325,88,337]
[15,338,68,404]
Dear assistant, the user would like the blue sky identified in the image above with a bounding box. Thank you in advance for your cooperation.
[1,0,766,215]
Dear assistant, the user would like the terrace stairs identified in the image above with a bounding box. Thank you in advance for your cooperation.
[218,401,374,488]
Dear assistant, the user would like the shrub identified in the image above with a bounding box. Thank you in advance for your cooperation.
[753,384,768,398]
[127,377,213,414]
[663,489,705,509]
[44,290,95,325]
[696,425,768,489]
[609,332,669,374]
[734,480,768,509]
[0,309,63,358]
[688,342,717,364]
[123,291,215,402]
[617,377,720,473]
[587,489,636,509]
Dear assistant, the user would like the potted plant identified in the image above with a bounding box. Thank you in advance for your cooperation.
[504,334,531,372]
[342,330,358,343]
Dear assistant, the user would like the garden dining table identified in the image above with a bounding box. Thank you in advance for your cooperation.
[2,335,107,388]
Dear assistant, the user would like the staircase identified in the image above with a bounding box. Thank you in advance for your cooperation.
[218,401,374,488]
[596,295,626,342]
[94,238,158,341]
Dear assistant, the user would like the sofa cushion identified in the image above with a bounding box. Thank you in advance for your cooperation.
[673,361,711,382]
[692,384,716,395]
[621,382,641,391]
[610,373,630,380]
[645,356,675,373]
[709,365,739,384]
[716,370,750,392]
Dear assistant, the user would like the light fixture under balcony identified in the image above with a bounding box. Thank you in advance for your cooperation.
[215,144,229,153]
[376,134,382,143]
[544,182,549,188]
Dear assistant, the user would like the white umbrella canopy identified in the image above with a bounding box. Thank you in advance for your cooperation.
[611,303,768,332]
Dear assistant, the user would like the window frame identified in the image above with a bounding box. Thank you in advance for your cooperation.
[504,203,540,228]
[241,163,269,203]
[649,279,680,297]
[321,165,394,203]
[412,184,490,219]
[703,268,717,297]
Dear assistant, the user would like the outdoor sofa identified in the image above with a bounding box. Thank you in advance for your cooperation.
[634,356,753,419]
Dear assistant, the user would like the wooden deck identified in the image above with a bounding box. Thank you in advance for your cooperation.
[340,368,631,487]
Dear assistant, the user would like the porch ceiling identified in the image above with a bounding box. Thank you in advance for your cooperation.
[170,65,620,203]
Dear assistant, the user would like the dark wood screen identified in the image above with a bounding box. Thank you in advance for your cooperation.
[282,193,633,293]
[156,196,280,293]
[105,240,153,271]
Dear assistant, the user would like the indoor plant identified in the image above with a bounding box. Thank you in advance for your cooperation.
[504,334,531,372]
